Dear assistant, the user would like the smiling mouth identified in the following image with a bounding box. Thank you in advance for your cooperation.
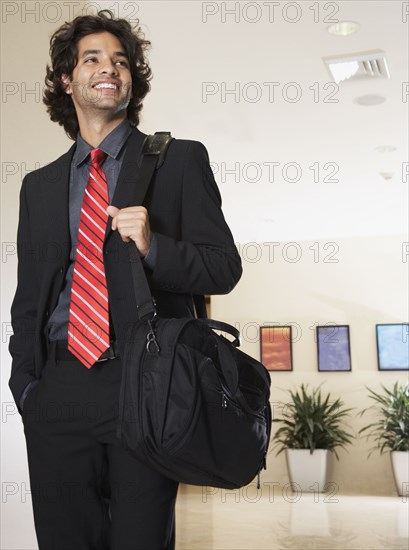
[92,83,120,91]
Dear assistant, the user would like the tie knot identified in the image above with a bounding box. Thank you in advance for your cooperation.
[90,148,107,166]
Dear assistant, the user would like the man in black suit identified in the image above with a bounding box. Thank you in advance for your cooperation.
[9,10,242,550]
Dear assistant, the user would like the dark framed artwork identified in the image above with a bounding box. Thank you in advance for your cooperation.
[376,324,409,371]
[317,325,351,372]
[260,326,293,371]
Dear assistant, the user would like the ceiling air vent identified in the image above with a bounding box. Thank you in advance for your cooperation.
[322,50,390,84]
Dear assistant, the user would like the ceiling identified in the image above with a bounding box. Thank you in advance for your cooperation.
[2,0,407,244]
[136,0,408,242]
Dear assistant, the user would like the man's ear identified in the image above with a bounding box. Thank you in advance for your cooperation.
[61,74,72,94]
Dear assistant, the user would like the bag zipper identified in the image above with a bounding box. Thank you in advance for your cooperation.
[220,384,267,422]
[220,384,270,489]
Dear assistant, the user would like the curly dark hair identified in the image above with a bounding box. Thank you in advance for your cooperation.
[43,9,152,140]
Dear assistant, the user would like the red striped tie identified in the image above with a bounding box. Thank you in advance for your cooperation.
[68,148,110,368]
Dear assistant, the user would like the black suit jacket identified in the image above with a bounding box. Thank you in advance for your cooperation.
[9,127,242,412]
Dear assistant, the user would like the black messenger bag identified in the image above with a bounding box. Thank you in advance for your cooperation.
[116,133,272,489]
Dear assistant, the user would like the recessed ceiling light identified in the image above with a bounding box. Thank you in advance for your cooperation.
[354,94,387,106]
[374,145,397,153]
[327,21,360,36]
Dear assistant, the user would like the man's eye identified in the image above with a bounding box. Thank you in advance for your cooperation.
[115,60,129,67]
[85,58,97,63]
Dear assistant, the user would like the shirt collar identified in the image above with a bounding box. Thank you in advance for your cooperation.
[73,119,133,167]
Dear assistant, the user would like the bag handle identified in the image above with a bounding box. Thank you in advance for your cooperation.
[197,318,240,347]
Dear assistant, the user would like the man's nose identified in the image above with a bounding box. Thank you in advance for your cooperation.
[99,60,118,76]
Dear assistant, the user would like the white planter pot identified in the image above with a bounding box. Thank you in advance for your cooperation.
[391,451,409,497]
[285,449,329,493]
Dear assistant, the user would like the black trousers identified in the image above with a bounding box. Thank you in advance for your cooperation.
[22,342,179,550]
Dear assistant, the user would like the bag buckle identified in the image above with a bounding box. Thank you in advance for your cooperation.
[146,319,160,354]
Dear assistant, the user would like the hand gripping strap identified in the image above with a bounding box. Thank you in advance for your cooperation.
[128,132,207,323]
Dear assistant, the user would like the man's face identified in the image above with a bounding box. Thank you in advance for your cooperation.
[62,32,133,119]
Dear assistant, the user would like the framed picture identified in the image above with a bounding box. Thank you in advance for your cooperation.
[376,324,409,371]
[317,325,351,372]
[260,326,293,371]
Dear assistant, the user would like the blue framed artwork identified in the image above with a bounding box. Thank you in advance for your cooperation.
[317,325,351,372]
[376,324,409,371]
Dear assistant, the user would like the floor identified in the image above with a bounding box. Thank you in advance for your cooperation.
[175,486,409,550]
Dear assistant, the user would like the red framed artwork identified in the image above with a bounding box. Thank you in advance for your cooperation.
[260,326,293,371]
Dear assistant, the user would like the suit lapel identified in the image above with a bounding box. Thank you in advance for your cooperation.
[105,127,147,240]
[42,144,76,269]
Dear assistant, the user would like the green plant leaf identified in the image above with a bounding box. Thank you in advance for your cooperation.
[359,382,409,455]
[271,383,354,459]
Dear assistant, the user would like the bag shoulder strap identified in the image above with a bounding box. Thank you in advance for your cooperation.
[128,132,207,321]
[193,295,207,319]
[128,132,173,320]
[144,132,174,167]
[130,131,173,206]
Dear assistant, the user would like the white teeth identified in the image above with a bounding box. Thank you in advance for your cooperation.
[94,83,118,90]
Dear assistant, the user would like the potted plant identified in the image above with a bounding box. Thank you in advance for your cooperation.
[272,384,354,492]
[359,382,409,497]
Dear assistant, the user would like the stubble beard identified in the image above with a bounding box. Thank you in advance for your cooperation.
[71,82,132,116]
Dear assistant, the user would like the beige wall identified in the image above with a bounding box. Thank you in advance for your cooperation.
[212,235,408,495]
